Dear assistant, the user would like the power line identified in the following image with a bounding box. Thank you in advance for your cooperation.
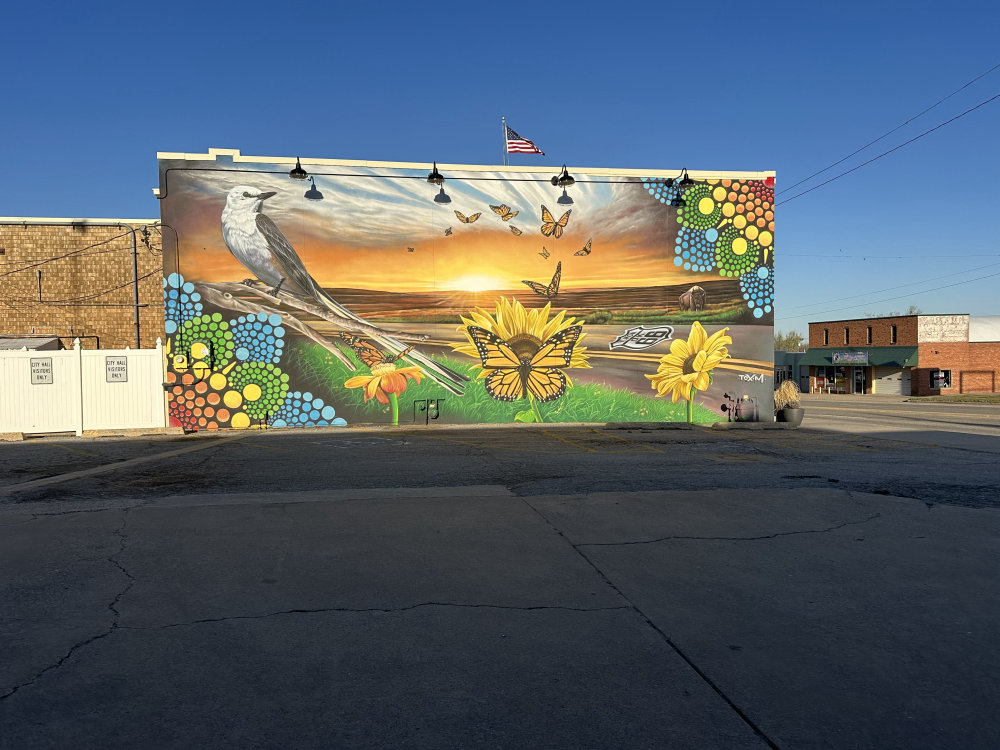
[777,91,1000,206]
[779,269,1000,321]
[779,260,1000,313]
[781,253,998,259]
[778,61,1000,196]
[0,231,130,279]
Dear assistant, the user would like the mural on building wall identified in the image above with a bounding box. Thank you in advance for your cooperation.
[158,152,774,430]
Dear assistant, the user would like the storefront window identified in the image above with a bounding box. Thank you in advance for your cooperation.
[930,369,952,389]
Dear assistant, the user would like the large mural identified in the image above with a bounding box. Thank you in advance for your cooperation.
[156,149,774,429]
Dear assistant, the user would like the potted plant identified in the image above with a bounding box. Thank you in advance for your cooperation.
[774,380,804,426]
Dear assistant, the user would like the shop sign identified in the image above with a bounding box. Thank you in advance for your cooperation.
[832,351,868,365]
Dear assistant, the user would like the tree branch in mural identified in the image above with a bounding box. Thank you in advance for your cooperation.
[220,186,468,394]
[193,283,354,368]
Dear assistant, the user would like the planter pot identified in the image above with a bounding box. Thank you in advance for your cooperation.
[776,407,804,427]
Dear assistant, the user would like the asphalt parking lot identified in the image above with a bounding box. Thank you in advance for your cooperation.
[2,412,999,748]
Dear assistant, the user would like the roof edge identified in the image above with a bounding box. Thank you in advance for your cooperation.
[154,147,776,180]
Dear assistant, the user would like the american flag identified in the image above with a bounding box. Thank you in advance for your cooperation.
[505,125,544,155]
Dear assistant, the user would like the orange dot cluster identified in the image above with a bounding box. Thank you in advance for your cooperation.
[166,370,235,431]
[719,179,775,233]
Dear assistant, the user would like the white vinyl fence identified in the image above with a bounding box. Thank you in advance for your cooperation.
[0,339,166,436]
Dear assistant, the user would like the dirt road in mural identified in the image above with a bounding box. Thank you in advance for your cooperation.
[157,152,775,430]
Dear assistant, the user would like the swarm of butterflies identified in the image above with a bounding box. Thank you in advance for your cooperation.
[408,203,592,301]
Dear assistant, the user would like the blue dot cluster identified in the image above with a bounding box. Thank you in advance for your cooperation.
[740,265,774,319]
[229,311,286,363]
[673,226,718,272]
[640,177,683,207]
[163,273,203,335]
[270,391,347,428]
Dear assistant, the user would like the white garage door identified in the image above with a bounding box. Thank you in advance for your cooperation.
[873,367,911,396]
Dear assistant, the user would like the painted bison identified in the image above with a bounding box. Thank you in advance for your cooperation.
[678,285,706,311]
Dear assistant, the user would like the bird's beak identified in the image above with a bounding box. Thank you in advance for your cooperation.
[258,192,276,201]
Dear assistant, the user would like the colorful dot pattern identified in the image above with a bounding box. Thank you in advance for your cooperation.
[641,176,775,317]
[678,185,722,230]
[673,226,717,272]
[270,391,347,428]
[226,362,290,420]
[715,226,761,277]
[640,177,684,207]
[165,273,348,432]
[164,272,203,335]
[230,312,285,363]
[740,265,774,319]
[174,313,235,366]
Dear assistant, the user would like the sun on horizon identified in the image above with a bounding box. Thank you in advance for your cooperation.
[444,274,512,292]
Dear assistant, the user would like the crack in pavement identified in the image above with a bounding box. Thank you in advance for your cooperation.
[0,508,135,703]
[519,496,782,750]
[574,513,882,548]
[120,602,632,631]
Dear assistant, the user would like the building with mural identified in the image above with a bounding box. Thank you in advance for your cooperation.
[155,149,776,430]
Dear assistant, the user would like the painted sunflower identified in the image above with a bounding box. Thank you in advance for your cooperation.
[453,296,590,373]
[646,321,732,404]
[345,363,424,404]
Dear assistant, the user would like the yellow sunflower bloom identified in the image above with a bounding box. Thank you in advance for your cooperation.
[646,321,732,404]
[453,296,590,374]
[345,363,424,404]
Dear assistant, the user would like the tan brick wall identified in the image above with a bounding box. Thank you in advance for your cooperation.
[0,222,163,349]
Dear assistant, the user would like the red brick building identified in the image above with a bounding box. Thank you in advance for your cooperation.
[800,314,1000,396]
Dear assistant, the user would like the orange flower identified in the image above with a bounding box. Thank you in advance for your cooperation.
[345,363,423,404]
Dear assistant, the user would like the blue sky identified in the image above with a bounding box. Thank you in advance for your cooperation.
[3,0,998,333]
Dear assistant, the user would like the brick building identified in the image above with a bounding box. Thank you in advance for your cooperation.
[800,314,1000,396]
[0,219,164,350]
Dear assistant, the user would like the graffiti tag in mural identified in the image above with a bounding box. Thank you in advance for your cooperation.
[610,325,675,351]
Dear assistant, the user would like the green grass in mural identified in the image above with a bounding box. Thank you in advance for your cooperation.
[290,341,718,425]
[581,308,750,325]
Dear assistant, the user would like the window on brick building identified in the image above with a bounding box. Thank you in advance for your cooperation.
[866,326,872,344]
[844,327,850,345]
[890,324,897,344]
[823,328,829,345]
[930,369,951,389]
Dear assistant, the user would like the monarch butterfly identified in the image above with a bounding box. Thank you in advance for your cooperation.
[407,247,415,253]
[339,333,414,368]
[522,261,561,299]
[455,210,481,223]
[490,204,519,221]
[539,246,550,259]
[509,226,523,236]
[540,205,571,238]
[575,238,592,256]
[444,227,453,236]
[466,324,582,402]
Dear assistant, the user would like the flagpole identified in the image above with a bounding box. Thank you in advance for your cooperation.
[501,116,507,166]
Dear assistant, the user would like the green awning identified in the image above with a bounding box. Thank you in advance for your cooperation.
[798,347,918,367]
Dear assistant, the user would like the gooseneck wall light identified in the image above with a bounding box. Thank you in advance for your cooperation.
[426,162,445,185]
[289,157,308,180]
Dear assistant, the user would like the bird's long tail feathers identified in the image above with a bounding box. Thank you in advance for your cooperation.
[315,287,468,395]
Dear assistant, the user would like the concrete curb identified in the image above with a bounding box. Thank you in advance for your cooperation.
[0,432,25,442]
[81,427,185,438]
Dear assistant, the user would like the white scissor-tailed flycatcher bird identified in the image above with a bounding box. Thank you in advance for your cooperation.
[221,185,466,393]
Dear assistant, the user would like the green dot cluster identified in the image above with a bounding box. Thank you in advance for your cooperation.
[174,313,234,364]
[678,185,721,230]
[228,362,290,419]
[715,226,761,277]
